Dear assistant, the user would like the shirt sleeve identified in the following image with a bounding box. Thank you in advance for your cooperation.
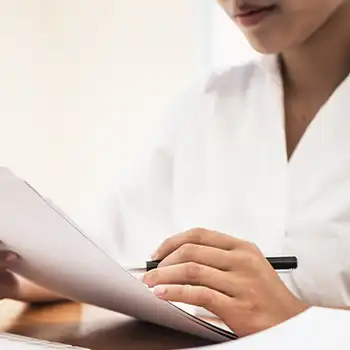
[74,108,177,264]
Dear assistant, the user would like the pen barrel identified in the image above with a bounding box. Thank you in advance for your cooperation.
[267,257,298,270]
[147,257,298,272]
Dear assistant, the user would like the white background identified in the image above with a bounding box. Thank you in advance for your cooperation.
[208,1,257,70]
[0,0,255,220]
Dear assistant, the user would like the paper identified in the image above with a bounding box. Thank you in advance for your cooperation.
[0,168,235,342]
[187,307,350,349]
[0,332,89,349]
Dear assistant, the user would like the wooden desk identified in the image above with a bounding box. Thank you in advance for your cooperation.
[0,300,216,350]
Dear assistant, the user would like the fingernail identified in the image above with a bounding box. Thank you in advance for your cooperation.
[153,286,167,297]
[142,273,152,286]
[6,253,18,262]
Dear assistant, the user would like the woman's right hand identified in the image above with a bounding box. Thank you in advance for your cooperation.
[0,241,19,300]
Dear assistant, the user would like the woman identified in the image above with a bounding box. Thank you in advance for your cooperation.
[1,0,350,337]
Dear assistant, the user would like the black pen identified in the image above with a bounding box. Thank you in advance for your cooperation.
[145,256,298,272]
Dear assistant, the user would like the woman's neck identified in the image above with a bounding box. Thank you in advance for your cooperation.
[281,2,350,100]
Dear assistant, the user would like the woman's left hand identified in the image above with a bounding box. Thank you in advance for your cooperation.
[143,228,309,337]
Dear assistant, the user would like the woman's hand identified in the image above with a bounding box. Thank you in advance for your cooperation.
[0,241,19,300]
[0,241,65,304]
[143,228,309,337]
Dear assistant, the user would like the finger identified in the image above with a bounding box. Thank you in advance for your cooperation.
[0,271,19,299]
[153,228,245,260]
[0,250,19,268]
[152,284,234,319]
[0,241,18,265]
[159,244,234,271]
[143,263,239,297]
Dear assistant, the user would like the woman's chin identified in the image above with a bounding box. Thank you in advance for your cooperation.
[244,35,290,55]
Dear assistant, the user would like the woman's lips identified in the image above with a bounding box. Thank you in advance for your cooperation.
[235,5,277,27]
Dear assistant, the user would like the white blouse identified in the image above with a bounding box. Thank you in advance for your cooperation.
[82,55,350,308]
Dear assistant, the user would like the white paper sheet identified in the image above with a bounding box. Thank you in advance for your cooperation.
[0,168,235,342]
[0,332,89,349]
[187,307,350,349]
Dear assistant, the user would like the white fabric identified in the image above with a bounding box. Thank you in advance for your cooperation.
[79,55,350,308]
[188,307,350,350]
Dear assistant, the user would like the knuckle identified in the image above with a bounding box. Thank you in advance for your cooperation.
[231,250,247,263]
[178,243,196,261]
[242,241,261,253]
[187,228,205,244]
[240,298,257,314]
[245,253,262,271]
[238,242,263,268]
[245,287,259,306]
[197,289,216,309]
[226,251,237,266]
[234,249,262,271]
[192,227,204,234]
[184,262,202,282]
[249,243,262,254]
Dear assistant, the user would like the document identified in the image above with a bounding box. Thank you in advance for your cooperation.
[0,332,89,349]
[0,168,235,342]
[187,307,350,349]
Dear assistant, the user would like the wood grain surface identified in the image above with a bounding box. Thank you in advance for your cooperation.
[0,299,218,350]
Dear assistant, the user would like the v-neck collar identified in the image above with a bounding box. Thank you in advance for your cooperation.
[257,54,350,169]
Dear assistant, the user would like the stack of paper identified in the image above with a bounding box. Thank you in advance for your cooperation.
[0,333,89,349]
[0,168,235,342]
